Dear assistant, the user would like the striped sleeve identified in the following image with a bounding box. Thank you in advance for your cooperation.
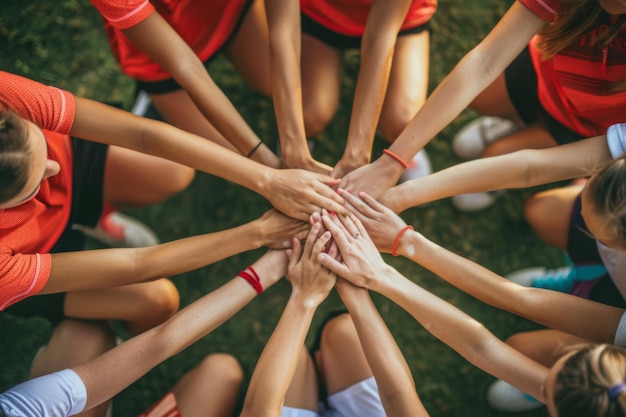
[0,248,52,311]
[89,0,155,30]
[0,71,75,134]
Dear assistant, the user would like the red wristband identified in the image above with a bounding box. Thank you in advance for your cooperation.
[238,266,263,294]
[392,225,414,256]
[383,149,409,169]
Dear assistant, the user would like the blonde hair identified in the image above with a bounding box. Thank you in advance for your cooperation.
[554,344,626,416]
[585,155,626,248]
[537,0,626,90]
[0,111,31,204]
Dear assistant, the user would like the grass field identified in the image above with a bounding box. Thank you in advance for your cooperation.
[0,1,563,416]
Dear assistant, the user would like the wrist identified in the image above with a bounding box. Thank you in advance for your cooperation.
[397,230,422,258]
[289,289,325,310]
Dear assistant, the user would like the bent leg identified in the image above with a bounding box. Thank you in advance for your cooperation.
[481,124,557,158]
[171,353,244,417]
[31,319,116,417]
[283,346,320,412]
[63,278,180,335]
[104,145,195,208]
[377,31,430,142]
[467,73,522,122]
[524,184,584,250]
[301,35,342,138]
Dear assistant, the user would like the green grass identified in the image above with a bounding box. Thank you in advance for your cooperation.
[0,1,562,416]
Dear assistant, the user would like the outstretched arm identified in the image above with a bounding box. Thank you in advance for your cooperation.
[318,212,548,401]
[331,0,413,179]
[241,222,336,417]
[70,96,346,221]
[381,135,611,213]
[265,0,330,174]
[73,249,288,411]
[121,11,278,166]
[340,190,624,345]
[339,2,545,197]
[42,209,306,295]
[336,280,429,416]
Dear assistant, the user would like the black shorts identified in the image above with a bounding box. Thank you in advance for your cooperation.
[3,138,109,325]
[505,47,586,145]
[567,193,626,308]
[136,0,255,95]
[301,13,429,50]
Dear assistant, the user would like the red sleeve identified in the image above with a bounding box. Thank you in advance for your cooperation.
[90,0,155,30]
[0,247,52,310]
[0,71,76,134]
[517,0,560,23]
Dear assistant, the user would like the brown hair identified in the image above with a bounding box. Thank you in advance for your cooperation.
[537,0,626,89]
[585,154,626,248]
[554,344,626,417]
[0,111,31,205]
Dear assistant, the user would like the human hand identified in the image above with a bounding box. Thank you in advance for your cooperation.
[335,277,368,306]
[317,209,392,291]
[338,157,402,198]
[330,155,368,180]
[339,189,408,253]
[267,169,347,221]
[256,209,310,249]
[378,185,407,214]
[286,222,337,306]
[282,153,332,176]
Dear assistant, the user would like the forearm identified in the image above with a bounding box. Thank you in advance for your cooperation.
[75,274,264,410]
[46,220,264,294]
[342,291,428,416]
[241,297,318,417]
[396,231,623,343]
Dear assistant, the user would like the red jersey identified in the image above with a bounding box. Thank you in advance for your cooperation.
[90,0,249,82]
[300,0,437,37]
[520,0,626,137]
[0,71,75,310]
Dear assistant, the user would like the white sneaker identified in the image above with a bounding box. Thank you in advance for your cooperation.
[487,380,543,412]
[453,116,521,160]
[451,190,505,212]
[399,149,432,183]
[78,212,159,248]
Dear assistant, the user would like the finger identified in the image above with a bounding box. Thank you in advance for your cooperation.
[310,212,322,227]
[317,252,350,278]
[321,214,352,252]
[303,222,322,259]
[336,212,360,239]
[359,191,391,215]
[312,231,332,259]
[349,213,372,241]
[340,188,379,219]
[287,237,302,271]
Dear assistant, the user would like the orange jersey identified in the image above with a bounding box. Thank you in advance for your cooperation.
[520,0,626,137]
[90,0,249,82]
[300,0,437,37]
[0,71,75,309]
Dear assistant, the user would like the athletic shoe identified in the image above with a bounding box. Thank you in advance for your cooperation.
[506,264,607,292]
[399,149,432,183]
[451,190,505,212]
[452,116,521,160]
[487,380,543,412]
[79,212,160,248]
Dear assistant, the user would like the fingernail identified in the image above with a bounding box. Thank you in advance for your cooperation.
[336,188,344,196]
[347,189,352,194]
[329,211,336,216]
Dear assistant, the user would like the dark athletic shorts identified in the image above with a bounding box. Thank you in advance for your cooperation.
[505,47,586,145]
[567,193,626,308]
[3,138,109,325]
[301,13,429,50]
[136,0,255,95]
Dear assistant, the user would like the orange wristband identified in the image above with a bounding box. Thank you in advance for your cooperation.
[392,225,414,256]
[383,149,409,169]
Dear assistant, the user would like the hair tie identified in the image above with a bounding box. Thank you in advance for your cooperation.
[609,382,626,399]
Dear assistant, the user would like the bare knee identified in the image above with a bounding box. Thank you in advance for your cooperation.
[303,99,337,138]
[378,101,421,142]
[320,314,358,353]
[158,164,195,198]
[135,279,180,325]
[196,353,244,386]
[523,194,543,231]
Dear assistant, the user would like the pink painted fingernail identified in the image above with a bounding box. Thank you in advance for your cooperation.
[336,188,344,196]
[329,211,336,216]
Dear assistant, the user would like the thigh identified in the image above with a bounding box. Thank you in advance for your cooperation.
[223,0,271,97]
[469,72,521,122]
[378,31,430,141]
[482,124,557,157]
[524,184,585,250]
[300,34,343,135]
[284,346,320,412]
[103,142,194,208]
[171,353,243,417]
